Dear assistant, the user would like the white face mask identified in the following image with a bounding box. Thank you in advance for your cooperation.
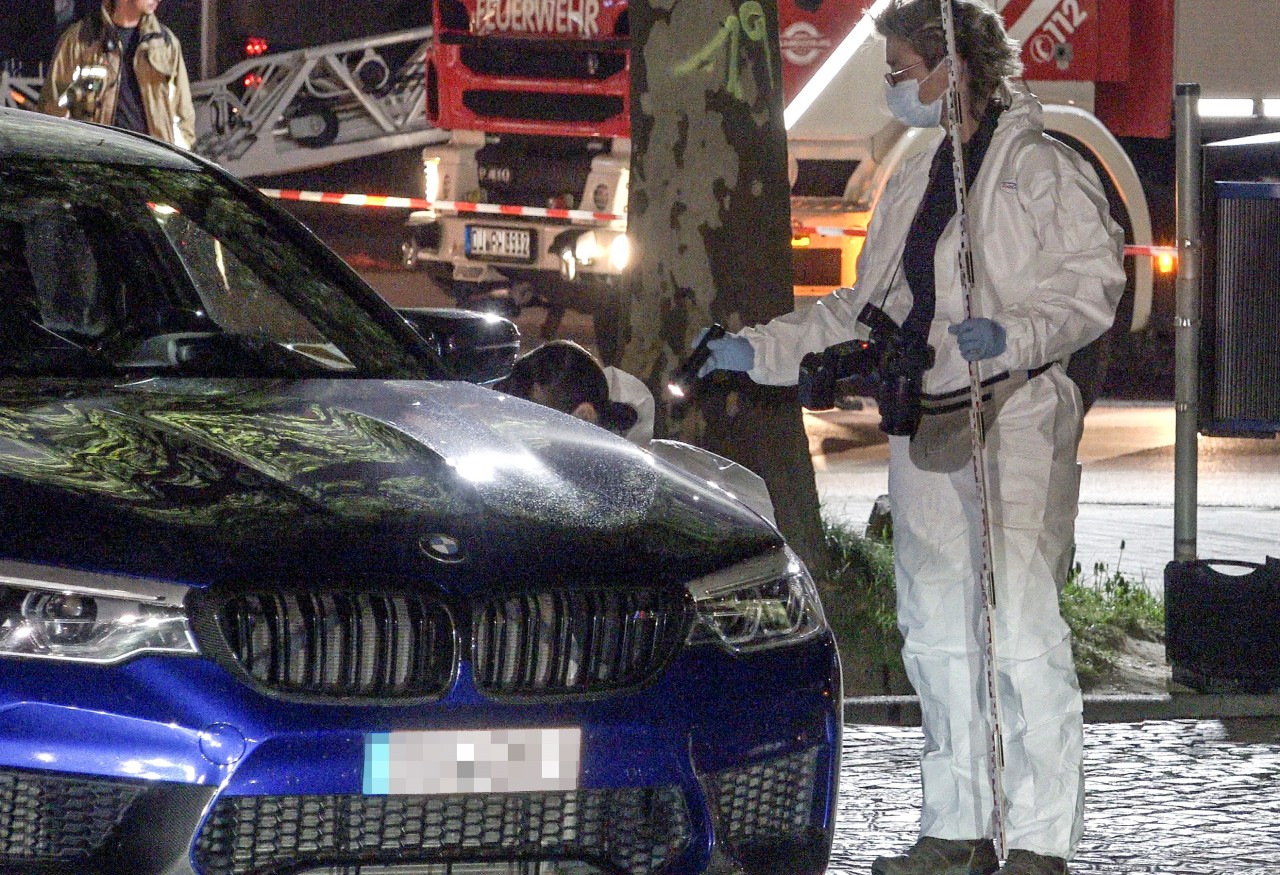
[885,77,944,128]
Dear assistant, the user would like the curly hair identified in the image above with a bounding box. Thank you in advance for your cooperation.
[875,0,1022,104]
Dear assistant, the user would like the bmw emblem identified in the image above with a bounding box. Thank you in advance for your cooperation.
[421,533,466,563]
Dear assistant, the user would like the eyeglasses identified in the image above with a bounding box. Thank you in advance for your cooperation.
[885,58,948,87]
[884,60,929,87]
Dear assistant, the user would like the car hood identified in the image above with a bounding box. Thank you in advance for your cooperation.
[0,379,779,590]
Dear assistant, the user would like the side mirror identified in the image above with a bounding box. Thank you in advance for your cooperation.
[398,307,520,384]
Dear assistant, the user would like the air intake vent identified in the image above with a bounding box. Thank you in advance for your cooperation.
[714,746,821,841]
[194,788,691,875]
[215,590,455,701]
[473,589,691,698]
[0,768,145,864]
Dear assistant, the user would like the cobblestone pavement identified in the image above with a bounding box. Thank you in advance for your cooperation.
[831,719,1280,874]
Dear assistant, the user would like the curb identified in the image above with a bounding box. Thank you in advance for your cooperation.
[844,693,1280,725]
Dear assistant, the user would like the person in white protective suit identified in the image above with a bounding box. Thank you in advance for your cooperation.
[496,340,777,526]
[698,1,1125,873]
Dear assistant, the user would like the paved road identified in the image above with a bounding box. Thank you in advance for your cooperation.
[832,719,1280,875]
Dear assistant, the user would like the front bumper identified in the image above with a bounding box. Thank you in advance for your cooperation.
[0,637,841,875]
[404,212,627,286]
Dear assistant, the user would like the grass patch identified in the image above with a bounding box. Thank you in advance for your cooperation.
[822,518,900,660]
[1062,546,1165,688]
[820,517,905,693]
[819,520,1165,693]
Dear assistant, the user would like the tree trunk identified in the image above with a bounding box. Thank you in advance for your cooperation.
[622,0,829,578]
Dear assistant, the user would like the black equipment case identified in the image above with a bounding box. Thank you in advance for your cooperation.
[1165,558,1280,694]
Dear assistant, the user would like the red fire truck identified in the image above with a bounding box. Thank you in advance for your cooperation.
[402,0,1279,365]
[402,0,632,336]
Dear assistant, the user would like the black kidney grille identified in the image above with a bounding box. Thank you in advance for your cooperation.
[473,589,691,697]
[193,788,690,875]
[0,768,144,863]
[218,591,455,699]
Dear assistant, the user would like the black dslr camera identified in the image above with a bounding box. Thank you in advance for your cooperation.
[798,303,935,436]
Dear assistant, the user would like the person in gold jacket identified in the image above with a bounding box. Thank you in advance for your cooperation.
[38,0,196,148]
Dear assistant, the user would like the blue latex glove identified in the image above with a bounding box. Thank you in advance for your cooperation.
[948,318,1007,361]
[696,331,755,377]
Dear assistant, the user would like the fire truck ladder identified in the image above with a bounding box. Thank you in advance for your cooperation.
[191,26,447,178]
[6,29,447,178]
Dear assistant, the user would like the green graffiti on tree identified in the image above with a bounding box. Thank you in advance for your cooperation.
[673,1,774,102]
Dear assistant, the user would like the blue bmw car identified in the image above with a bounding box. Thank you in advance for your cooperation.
[0,108,841,875]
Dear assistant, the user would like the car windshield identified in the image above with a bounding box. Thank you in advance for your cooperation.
[0,156,437,379]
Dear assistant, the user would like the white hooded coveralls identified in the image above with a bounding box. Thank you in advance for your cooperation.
[739,92,1125,859]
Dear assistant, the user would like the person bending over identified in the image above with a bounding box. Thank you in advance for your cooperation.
[499,340,776,525]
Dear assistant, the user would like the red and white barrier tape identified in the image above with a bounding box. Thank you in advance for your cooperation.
[259,188,625,224]
[258,190,1173,260]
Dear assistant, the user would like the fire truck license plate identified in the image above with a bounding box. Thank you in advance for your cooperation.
[466,225,533,261]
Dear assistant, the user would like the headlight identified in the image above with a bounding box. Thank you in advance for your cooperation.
[687,547,828,653]
[608,233,630,271]
[424,156,441,203]
[0,560,197,663]
[573,231,601,265]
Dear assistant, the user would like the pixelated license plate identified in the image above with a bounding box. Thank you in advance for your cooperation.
[363,727,581,795]
[466,225,533,261]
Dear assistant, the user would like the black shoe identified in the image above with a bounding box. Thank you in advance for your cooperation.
[871,837,1000,875]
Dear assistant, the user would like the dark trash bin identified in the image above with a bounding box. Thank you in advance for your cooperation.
[1165,558,1280,694]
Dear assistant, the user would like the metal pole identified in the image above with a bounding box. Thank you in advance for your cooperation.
[200,0,218,81]
[1173,83,1201,563]
[938,0,1006,853]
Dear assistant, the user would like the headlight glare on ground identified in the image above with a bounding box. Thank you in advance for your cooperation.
[0,566,196,663]
[687,547,828,652]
